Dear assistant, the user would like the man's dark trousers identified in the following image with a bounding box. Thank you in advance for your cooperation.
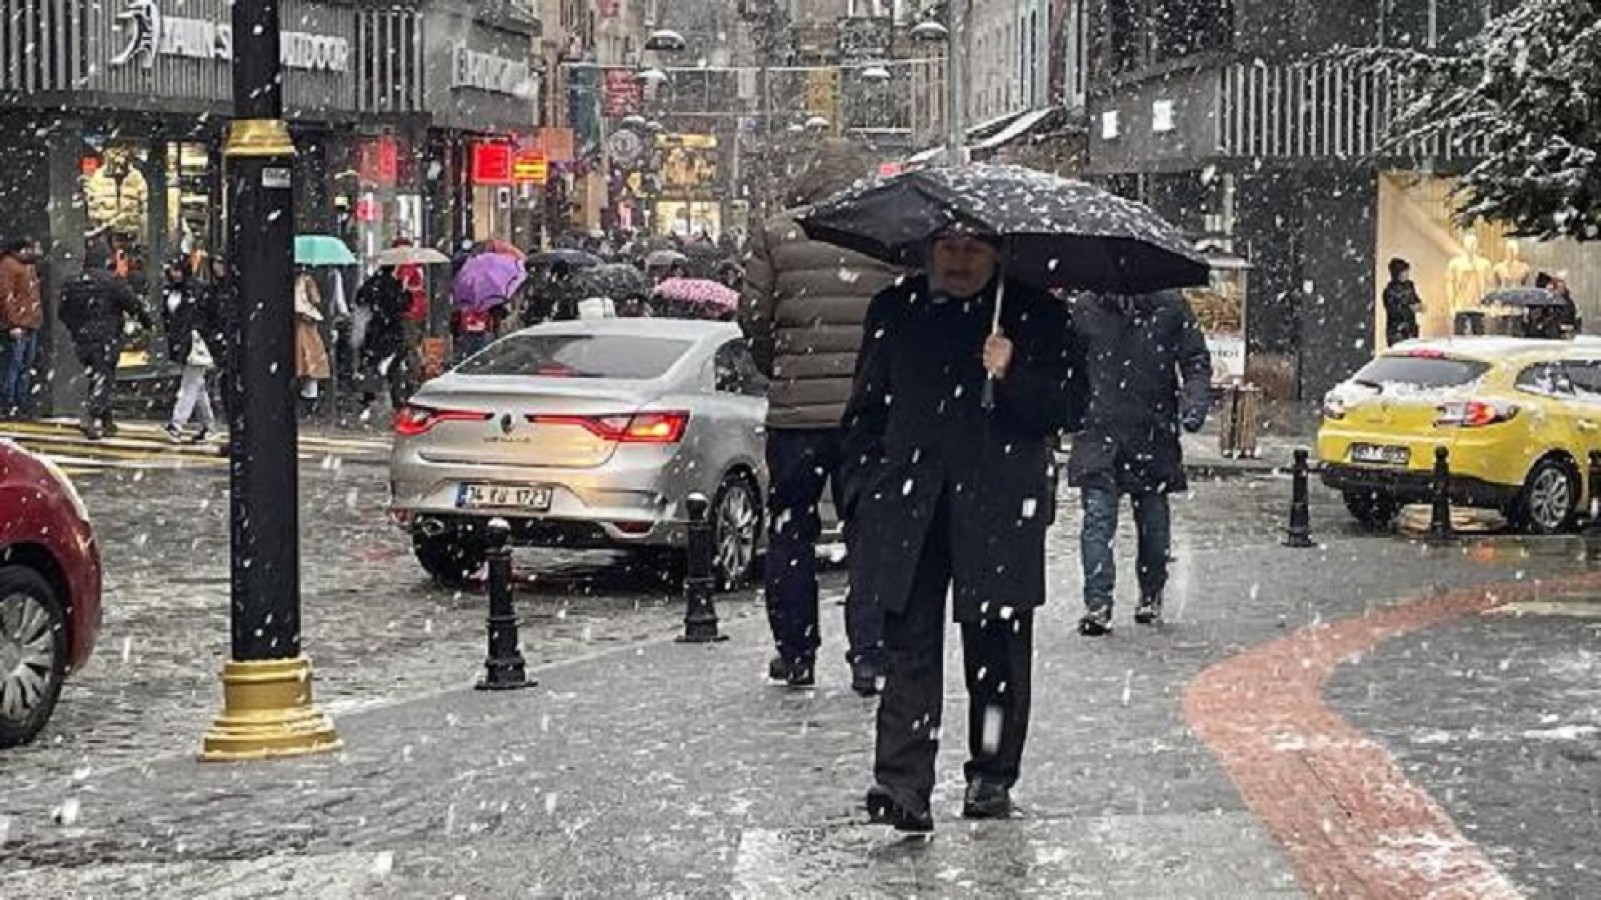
[764,428,882,667]
[873,491,1034,812]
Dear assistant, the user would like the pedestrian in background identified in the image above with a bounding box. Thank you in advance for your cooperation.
[355,266,408,417]
[741,139,898,695]
[60,244,150,440]
[844,227,1079,832]
[0,237,43,419]
[205,255,237,425]
[1069,290,1212,636]
[1383,258,1422,346]
[160,257,217,443]
[294,268,331,417]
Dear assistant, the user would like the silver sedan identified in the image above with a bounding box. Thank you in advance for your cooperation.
[389,319,769,588]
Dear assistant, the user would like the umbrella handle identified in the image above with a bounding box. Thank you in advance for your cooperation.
[982,278,1006,411]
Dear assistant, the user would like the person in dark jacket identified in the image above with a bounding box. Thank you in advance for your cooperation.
[160,258,218,443]
[843,228,1080,833]
[741,138,901,695]
[1383,258,1423,346]
[1069,290,1212,636]
[355,266,409,415]
[59,243,151,439]
[204,255,238,425]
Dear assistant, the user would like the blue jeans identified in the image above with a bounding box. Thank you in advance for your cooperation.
[764,428,882,666]
[0,329,38,415]
[1080,488,1172,612]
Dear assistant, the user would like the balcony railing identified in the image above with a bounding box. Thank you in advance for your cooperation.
[1215,57,1487,161]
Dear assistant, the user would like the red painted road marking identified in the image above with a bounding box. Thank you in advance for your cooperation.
[1185,572,1601,898]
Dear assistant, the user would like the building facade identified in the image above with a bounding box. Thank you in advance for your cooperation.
[1080,0,1595,402]
[0,0,542,414]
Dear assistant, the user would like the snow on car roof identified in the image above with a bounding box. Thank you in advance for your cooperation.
[1385,336,1579,365]
[510,318,741,343]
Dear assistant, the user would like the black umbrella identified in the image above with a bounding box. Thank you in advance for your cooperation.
[527,248,603,270]
[571,263,649,301]
[1481,287,1568,308]
[797,164,1208,294]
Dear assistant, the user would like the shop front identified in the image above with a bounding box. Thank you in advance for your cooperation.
[1374,173,1601,346]
[0,0,366,412]
[420,4,540,251]
[653,133,725,240]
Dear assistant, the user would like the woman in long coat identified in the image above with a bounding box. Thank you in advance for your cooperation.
[294,269,331,413]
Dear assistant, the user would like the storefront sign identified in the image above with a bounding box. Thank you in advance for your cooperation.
[513,151,548,185]
[110,0,350,72]
[358,138,400,187]
[602,68,642,117]
[471,142,515,185]
[451,46,535,98]
[1206,333,1247,383]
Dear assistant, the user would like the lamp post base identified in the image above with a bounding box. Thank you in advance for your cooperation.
[200,657,342,762]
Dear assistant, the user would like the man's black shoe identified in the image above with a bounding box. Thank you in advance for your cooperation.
[1134,593,1163,625]
[849,659,881,697]
[962,780,1013,819]
[866,785,933,833]
[1078,609,1113,637]
[767,655,814,687]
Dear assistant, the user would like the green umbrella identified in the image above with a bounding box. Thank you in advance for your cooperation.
[295,235,357,267]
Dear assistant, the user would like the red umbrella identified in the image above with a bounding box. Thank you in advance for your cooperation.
[653,277,739,313]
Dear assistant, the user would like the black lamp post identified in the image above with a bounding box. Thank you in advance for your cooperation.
[201,0,340,761]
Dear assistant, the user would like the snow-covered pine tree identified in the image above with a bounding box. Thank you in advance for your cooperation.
[1351,0,1600,242]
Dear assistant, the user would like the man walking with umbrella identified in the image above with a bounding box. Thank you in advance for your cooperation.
[841,226,1078,831]
[801,162,1211,831]
[1070,290,1212,636]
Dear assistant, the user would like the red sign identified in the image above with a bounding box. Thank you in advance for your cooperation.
[877,162,904,178]
[602,68,642,117]
[471,142,514,185]
[513,151,548,185]
[355,195,381,223]
[358,137,399,186]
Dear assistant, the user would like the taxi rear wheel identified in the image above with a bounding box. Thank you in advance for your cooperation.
[1512,458,1580,535]
[1342,491,1399,530]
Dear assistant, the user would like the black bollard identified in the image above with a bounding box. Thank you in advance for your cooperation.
[476,518,534,691]
[678,493,729,644]
[1428,446,1454,543]
[1284,448,1315,548]
[1589,451,1601,523]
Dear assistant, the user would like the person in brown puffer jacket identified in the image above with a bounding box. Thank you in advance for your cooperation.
[0,237,43,419]
[741,138,900,696]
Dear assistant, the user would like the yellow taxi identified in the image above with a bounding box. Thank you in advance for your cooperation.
[1318,337,1601,533]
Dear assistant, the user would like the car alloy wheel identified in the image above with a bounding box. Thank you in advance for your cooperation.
[0,567,67,748]
[713,476,761,590]
[1522,459,1577,535]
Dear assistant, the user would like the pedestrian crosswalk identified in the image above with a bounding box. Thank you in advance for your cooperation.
[0,419,392,478]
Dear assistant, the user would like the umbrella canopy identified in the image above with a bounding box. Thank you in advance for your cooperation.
[295,235,357,267]
[528,248,603,269]
[453,253,527,313]
[654,277,740,313]
[798,163,1209,294]
[376,246,451,267]
[572,263,650,302]
[1481,287,1568,308]
[645,249,689,269]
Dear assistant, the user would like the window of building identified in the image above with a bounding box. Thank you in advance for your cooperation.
[1380,0,1494,48]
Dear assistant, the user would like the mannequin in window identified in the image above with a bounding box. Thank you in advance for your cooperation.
[1494,239,1532,288]
[1446,234,1493,313]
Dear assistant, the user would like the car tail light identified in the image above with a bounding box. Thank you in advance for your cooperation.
[394,405,492,437]
[531,412,690,443]
[1404,349,1446,359]
[1435,400,1518,428]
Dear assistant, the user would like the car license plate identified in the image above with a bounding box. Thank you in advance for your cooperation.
[1350,444,1410,466]
[456,484,553,511]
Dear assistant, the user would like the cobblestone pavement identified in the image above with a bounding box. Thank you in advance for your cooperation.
[5,453,1599,896]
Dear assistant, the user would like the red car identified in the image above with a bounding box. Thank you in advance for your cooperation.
[0,439,102,748]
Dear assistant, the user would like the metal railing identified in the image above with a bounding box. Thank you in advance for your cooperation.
[1215,57,1488,161]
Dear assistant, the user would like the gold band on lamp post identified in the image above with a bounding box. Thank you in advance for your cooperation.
[201,658,342,761]
[224,118,297,158]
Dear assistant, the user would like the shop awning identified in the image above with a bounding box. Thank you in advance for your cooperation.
[972,107,1058,152]
[904,110,1032,165]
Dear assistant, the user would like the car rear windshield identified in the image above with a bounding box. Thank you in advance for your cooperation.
[1352,355,1491,390]
[458,334,693,380]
